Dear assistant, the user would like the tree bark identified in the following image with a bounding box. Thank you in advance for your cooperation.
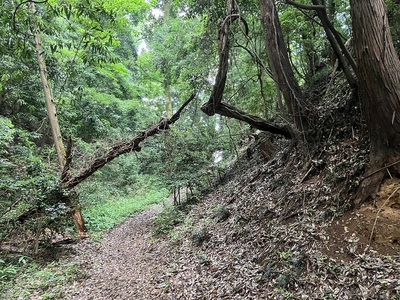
[201,101,292,138]
[163,0,173,119]
[310,0,357,85]
[259,0,309,130]
[30,4,65,170]
[350,0,400,203]
[29,1,87,235]
[165,84,173,118]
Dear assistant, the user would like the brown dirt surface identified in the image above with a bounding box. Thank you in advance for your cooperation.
[60,82,400,299]
[65,207,165,299]
[325,178,400,260]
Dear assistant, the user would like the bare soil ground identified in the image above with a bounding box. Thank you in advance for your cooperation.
[65,207,163,299]
[326,178,400,260]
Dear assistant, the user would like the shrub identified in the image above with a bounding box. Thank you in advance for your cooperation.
[153,205,185,235]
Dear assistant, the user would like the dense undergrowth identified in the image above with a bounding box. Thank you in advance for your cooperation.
[3,259,82,300]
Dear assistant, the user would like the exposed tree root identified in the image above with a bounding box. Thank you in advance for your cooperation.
[355,171,386,206]
[355,159,400,206]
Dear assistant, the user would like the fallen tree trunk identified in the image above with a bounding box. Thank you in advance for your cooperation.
[63,93,196,189]
[63,11,294,190]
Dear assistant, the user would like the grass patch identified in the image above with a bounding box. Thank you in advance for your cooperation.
[1,187,169,299]
[84,188,169,238]
[1,259,83,300]
[0,256,27,293]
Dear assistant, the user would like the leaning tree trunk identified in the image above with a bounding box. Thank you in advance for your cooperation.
[259,0,308,130]
[29,1,87,235]
[351,0,400,203]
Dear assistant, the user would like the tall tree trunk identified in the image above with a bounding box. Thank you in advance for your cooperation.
[310,0,357,86]
[259,0,308,130]
[165,84,173,118]
[350,0,400,203]
[29,1,87,235]
[31,18,65,169]
[163,1,173,119]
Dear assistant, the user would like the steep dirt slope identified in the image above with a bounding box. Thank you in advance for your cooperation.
[64,133,400,299]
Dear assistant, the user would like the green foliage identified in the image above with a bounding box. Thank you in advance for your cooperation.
[386,0,400,54]
[3,0,397,262]
[0,256,28,293]
[2,259,83,300]
[0,117,69,241]
[0,259,21,286]
[0,2,44,127]
[2,0,399,296]
[0,0,249,270]
[279,3,329,79]
[82,184,169,237]
[153,205,185,235]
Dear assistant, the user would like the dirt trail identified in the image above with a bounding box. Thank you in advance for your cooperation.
[66,206,164,300]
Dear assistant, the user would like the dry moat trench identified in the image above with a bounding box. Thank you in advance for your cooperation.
[54,130,400,300]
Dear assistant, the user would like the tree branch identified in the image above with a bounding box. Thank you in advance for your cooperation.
[284,0,324,11]
[202,101,293,138]
[63,93,196,189]
[201,11,293,138]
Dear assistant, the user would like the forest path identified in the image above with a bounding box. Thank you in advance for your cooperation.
[66,202,168,300]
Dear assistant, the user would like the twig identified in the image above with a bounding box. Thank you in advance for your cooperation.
[300,165,313,183]
[362,159,400,181]
[366,186,400,252]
